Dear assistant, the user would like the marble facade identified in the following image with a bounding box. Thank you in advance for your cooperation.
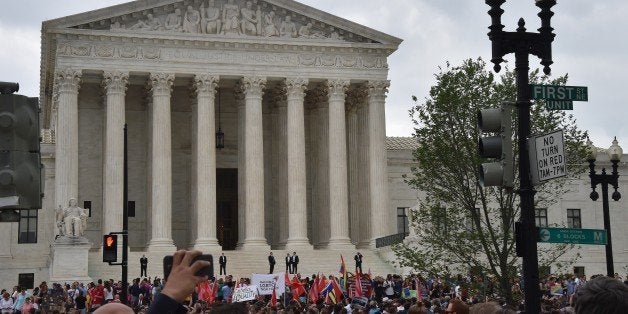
[16,0,402,269]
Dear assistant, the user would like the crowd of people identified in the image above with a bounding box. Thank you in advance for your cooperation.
[1,250,627,313]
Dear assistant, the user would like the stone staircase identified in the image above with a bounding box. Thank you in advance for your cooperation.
[87,248,398,282]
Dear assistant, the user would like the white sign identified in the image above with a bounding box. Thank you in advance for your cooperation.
[251,273,285,295]
[231,285,258,302]
[528,130,566,185]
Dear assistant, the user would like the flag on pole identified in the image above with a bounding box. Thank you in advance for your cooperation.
[329,278,344,304]
[339,255,348,288]
[308,278,319,303]
[355,272,363,297]
[270,279,278,307]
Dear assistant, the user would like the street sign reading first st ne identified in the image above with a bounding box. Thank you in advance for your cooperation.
[529,84,588,110]
[538,227,607,245]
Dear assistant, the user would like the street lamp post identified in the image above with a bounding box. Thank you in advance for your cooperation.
[485,1,555,313]
[587,137,622,277]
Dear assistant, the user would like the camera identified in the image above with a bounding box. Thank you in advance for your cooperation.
[163,254,214,280]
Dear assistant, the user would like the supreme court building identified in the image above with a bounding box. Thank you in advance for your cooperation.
[0,0,412,282]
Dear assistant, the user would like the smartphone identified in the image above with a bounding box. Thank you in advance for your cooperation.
[163,254,214,280]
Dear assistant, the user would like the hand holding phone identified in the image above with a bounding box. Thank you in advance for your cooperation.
[160,250,212,302]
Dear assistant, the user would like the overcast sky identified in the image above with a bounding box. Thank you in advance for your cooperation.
[1,0,627,148]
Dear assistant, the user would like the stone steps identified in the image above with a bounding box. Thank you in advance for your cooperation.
[87,248,397,282]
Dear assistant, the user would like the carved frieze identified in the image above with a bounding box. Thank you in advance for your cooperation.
[71,0,377,44]
[56,41,387,70]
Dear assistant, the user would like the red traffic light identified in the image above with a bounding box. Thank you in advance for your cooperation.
[103,234,118,263]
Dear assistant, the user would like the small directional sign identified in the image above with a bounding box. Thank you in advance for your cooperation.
[538,227,607,245]
[528,130,566,185]
[530,85,588,101]
[545,100,573,110]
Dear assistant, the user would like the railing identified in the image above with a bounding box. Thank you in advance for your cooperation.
[375,232,409,248]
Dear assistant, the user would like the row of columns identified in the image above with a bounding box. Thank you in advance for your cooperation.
[53,68,391,251]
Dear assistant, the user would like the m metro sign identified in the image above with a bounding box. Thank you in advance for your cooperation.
[538,227,607,245]
[528,130,566,185]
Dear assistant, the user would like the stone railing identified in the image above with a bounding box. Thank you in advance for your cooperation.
[375,232,409,248]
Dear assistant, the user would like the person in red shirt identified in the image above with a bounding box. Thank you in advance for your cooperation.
[89,279,105,311]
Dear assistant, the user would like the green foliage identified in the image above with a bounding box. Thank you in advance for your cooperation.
[394,58,588,304]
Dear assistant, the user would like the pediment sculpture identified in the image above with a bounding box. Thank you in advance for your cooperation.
[77,0,374,43]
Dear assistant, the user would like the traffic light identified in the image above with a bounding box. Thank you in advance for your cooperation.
[478,102,514,188]
[103,234,118,263]
[0,87,42,210]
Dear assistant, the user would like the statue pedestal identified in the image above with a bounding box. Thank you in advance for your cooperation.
[49,237,92,283]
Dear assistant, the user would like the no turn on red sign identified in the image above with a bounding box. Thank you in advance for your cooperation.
[528,130,566,185]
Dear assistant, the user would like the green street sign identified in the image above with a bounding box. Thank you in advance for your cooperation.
[530,85,588,101]
[538,227,607,245]
[545,100,573,110]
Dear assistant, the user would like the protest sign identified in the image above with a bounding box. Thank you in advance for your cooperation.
[251,273,285,295]
[232,285,258,302]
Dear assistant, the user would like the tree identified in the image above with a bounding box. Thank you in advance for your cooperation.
[393,58,588,305]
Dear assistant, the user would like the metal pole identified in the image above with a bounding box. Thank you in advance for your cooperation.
[601,178,614,276]
[121,124,129,304]
[515,48,540,314]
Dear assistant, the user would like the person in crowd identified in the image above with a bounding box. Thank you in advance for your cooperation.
[12,288,30,313]
[90,279,105,311]
[0,292,13,314]
[574,275,628,313]
[75,290,87,314]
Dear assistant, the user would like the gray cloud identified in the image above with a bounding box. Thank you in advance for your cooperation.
[1,0,626,148]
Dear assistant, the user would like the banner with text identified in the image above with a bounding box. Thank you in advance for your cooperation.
[232,285,258,302]
[251,273,286,295]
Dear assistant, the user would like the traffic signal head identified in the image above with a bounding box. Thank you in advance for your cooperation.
[0,94,42,209]
[103,234,118,263]
[478,102,514,188]
[0,94,39,152]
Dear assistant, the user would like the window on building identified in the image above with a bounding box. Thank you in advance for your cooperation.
[573,266,585,278]
[84,201,92,217]
[18,209,37,243]
[397,207,409,235]
[567,209,581,229]
[535,208,548,227]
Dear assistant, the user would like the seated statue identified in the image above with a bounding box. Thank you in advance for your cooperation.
[60,198,88,237]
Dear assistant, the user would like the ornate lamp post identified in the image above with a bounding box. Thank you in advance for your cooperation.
[587,137,622,277]
[485,1,556,312]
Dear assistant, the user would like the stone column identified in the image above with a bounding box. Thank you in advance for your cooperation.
[192,74,221,251]
[285,77,312,249]
[312,84,329,247]
[367,81,391,243]
[345,89,360,244]
[271,86,288,246]
[54,69,81,209]
[241,76,269,249]
[147,72,176,252]
[102,71,128,235]
[235,85,246,248]
[326,79,353,249]
[356,91,372,248]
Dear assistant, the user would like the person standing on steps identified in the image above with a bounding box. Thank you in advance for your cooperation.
[140,255,148,277]
[354,252,363,273]
[219,253,227,275]
[268,252,276,274]
[285,253,292,274]
[292,252,299,274]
